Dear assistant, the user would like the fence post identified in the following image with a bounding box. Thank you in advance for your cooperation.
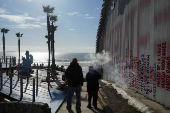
[47,71,50,90]
[20,76,23,100]
[12,57,13,66]
[10,56,11,68]
[33,78,35,102]
[36,63,38,96]
[6,57,7,68]
[17,61,19,81]
[10,73,12,94]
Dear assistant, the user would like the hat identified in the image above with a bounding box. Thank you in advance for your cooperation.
[72,58,77,63]
[89,65,93,70]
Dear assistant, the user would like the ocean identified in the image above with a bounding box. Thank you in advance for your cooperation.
[0,52,95,76]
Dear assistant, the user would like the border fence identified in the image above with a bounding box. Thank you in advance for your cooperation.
[98,0,170,108]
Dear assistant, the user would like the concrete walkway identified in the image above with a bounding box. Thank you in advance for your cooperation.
[57,82,104,113]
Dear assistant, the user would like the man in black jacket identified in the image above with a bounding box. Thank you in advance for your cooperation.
[86,66,102,109]
[65,58,83,113]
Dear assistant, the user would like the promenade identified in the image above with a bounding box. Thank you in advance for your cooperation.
[57,82,104,113]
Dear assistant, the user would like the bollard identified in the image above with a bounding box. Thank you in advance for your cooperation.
[36,63,38,96]
[20,76,23,100]
[10,73,12,94]
[33,78,35,102]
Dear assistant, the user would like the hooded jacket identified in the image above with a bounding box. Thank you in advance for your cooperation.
[65,62,84,87]
[86,69,102,90]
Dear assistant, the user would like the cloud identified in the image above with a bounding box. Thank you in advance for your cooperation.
[85,14,89,16]
[69,29,75,31]
[37,16,46,19]
[58,15,61,17]
[7,23,41,29]
[67,12,79,16]
[0,14,39,23]
[40,23,47,25]
[57,11,62,13]
[95,8,100,10]
[24,13,29,17]
[4,4,6,7]
[85,17,95,19]
[0,8,6,13]
[14,9,20,12]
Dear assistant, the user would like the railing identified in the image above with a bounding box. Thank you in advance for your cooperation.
[0,62,43,102]
[0,56,17,68]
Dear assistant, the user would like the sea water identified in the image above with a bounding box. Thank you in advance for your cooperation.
[0,52,95,76]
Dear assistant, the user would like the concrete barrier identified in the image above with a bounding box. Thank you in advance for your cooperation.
[0,101,51,113]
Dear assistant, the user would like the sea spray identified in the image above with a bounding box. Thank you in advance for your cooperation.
[91,51,138,90]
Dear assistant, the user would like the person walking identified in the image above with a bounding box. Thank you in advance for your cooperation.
[86,66,102,109]
[65,58,84,113]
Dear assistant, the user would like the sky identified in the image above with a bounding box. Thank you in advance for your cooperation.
[0,0,103,53]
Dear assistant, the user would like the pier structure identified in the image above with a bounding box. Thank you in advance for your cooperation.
[0,59,67,113]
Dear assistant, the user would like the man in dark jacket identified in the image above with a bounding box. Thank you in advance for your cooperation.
[65,58,83,113]
[86,66,102,109]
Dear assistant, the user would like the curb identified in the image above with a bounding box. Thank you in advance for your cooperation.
[55,95,67,113]
[98,88,113,113]
[100,80,157,113]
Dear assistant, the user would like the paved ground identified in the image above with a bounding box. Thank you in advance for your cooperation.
[57,82,104,113]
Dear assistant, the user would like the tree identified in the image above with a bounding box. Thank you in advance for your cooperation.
[16,32,23,69]
[50,15,57,76]
[1,28,9,62]
[42,5,55,72]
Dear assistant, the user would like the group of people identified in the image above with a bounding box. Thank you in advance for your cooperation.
[65,58,102,113]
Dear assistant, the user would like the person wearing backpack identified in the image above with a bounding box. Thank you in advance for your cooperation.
[86,66,102,109]
[65,58,84,113]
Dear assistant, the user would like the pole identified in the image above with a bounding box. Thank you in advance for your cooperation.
[33,78,35,102]
[36,63,38,96]
[20,76,23,100]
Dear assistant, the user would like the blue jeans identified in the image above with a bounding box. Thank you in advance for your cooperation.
[67,85,81,111]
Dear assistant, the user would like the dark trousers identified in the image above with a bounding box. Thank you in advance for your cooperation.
[87,88,98,106]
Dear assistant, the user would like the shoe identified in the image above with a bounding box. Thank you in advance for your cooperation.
[93,102,97,110]
[87,105,92,109]
[66,106,71,111]
[94,106,97,110]
[77,110,81,113]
